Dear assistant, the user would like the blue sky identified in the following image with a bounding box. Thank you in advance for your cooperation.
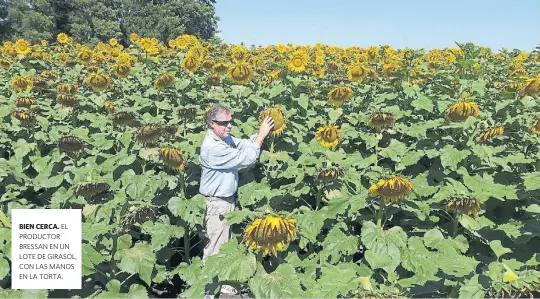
[214,0,540,51]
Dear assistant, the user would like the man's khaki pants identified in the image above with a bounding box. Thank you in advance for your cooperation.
[202,195,237,295]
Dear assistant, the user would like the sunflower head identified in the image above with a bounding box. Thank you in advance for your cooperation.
[327,85,353,107]
[112,111,136,127]
[103,101,115,113]
[520,76,540,96]
[57,83,78,95]
[347,64,368,82]
[227,61,253,85]
[12,76,33,92]
[368,113,396,130]
[11,109,35,125]
[41,71,58,81]
[86,72,111,92]
[242,215,297,256]
[73,182,109,198]
[57,33,71,44]
[287,49,310,73]
[445,101,480,122]
[111,63,131,78]
[181,53,201,73]
[213,62,228,75]
[58,136,84,153]
[16,97,38,108]
[205,73,221,86]
[0,59,11,69]
[259,106,287,136]
[164,124,178,135]
[56,93,77,107]
[532,117,540,135]
[154,72,175,90]
[159,147,186,171]
[315,166,345,182]
[136,124,164,145]
[177,107,198,119]
[475,126,504,143]
[120,206,157,233]
[445,197,482,217]
[30,76,47,91]
[368,176,413,204]
[315,124,342,148]
[327,61,340,73]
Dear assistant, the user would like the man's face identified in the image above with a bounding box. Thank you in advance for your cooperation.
[210,110,233,139]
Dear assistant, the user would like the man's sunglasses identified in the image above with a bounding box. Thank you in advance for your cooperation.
[212,119,234,126]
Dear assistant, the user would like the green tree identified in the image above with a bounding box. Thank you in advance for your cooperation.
[5,0,55,42]
[67,0,122,45]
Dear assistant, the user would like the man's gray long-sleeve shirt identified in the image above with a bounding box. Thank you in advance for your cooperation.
[199,129,260,197]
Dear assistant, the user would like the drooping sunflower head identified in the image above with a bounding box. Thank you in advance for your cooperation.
[532,117,540,135]
[12,76,33,92]
[368,113,396,130]
[112,111,136,127]
[181,53,201,73]
[177,107,198,119]
[30,76,47,91]
[56,93,77,107]
[368,176,413,204]
[475,126,504,143]
[15,97,38,108]
[520,76,540,96]
[315,166,345,182]
[57,83,78,95]
[445,197,482,217]
[287,49,310,73]
[259,106,287,136]
[213,62,228,75]
[265,69,287,86]
[202,59,215,71]
[327,86,353,107]
[326,61,340,73]
[227,61,253,85]
[120,205,157,233]
[205,73,221,86]
[154,72,175,90]
[110,63,131,78]
[0,59,11,69]
[242,215,297,256]
[73,182,109,198]
[445,101,480,122]
[86,72,111,92]
[347,64,368,82]
[58,136,84,153]
[11,109,35,125]
[135,124,164,145]
[164,124,178,136]
[159,147,186,171]
[103,101,115,113]
[315,124,342,148]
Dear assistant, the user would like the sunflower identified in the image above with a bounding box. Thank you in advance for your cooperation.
[136,124,164,145]
[56,93,77,107]
[0,59,11,69]
[181,53,201,73]
[73,182,110,198]
[129,33,140,44]
[110,63,131,78]
[85,65,99,73]
[15,97,37,108]
[475,126,504,143]
[315,167,345,182]
[104,101,115,113]
[368,113,396,130]
[242,215,297,255]
[109,38,118,46]
[86,72,111,92]
[445,101,480,122]
[112,111,136,127]
[315,124,342,148]
[445,197,482,217]
[265,69,287,86]
[368,176,413,204]
[212,62,228,75]
[287,50,309,72]
[202,59,215,71]
[326,61,340,73]
[159,147,186,171]
[14,39,31,55]
[57,83,78,95]
[12,76,33,92]
[520,76,540,96]
[227,61,253,85]
[230,45,248,62]
[58,136,84,153]
[30,76,47,90]
[77,50,93,64]
[531,117,540,135]
[259,106,287,136]
[327,86,353,107]
[154,73,175,90]
[347,64,368,82]
[11,109,35,125]
[57,33,70,44]
[205,73,221,86]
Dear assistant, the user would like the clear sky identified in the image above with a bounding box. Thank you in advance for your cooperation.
[214,0,540,51]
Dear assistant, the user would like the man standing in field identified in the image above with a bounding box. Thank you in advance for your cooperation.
[199,103,274,298]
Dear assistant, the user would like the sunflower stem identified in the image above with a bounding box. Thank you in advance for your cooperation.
[270,135,275,153]
[183,225,191,263]
[179,172,186,198]
[316,184,322,210]
[376,199,386,228]
[156,91,161,117]
[452,214,461,237]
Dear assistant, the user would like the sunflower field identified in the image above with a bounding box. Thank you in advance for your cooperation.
[0,33,540,298]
